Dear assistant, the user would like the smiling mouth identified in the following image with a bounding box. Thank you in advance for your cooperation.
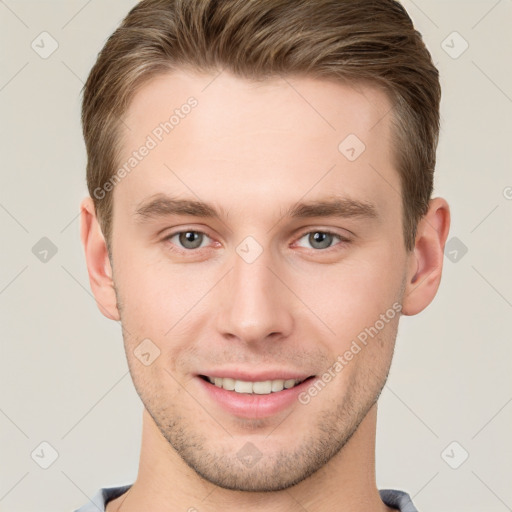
[199,375,316,395]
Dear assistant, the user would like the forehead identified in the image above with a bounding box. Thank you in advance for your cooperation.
[114,69,399,222]
[122,69,393,146]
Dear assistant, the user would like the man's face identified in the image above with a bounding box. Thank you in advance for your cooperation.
[109,69,409,491]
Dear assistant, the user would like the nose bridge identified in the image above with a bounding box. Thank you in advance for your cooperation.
[215,243,293,343]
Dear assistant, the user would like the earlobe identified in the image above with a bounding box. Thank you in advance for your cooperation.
[80,196,120,321]
[401,197,451,316]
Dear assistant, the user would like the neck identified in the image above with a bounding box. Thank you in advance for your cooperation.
[108,403,395,512]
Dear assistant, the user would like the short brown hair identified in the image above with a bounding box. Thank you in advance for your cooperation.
[82,0,440,253]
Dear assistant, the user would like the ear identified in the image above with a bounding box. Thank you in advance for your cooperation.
[80,196,120,321]
[401,197,451,316]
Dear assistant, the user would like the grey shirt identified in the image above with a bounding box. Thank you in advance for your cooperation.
[74,485,419,511]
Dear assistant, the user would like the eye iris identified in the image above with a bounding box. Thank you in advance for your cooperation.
[179,231,203,249]
[309,231,333,249]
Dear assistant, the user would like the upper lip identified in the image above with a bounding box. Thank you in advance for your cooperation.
[198,370,314,382]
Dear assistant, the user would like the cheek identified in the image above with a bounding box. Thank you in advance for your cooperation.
[126,356,186,417]
[114,252,219,379]
[114,248,213,329]
[295,250,403,341]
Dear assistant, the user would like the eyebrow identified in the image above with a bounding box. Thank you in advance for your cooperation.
[134,194,225,221]
[287,198,378,220]
[133,193,378,223]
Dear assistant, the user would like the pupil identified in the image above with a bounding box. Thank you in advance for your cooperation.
[310,232,331,249]
[180,231,202,249]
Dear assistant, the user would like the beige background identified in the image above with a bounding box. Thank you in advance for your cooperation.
[1,1,511,511]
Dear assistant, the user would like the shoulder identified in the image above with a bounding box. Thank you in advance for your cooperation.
[379,488,419,512]
[73,484,133,512]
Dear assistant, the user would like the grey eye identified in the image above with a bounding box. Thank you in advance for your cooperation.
[309,232,334,249]
[297,231,341,250]
[176,231,206,249]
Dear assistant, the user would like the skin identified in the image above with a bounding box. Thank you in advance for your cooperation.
[80,69,450,512]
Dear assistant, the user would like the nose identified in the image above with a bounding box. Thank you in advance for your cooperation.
[215,246,294,345]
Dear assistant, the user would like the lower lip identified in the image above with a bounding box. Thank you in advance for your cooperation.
[196,376,317,419]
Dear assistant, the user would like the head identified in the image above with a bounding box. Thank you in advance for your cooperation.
[80,0,450,493]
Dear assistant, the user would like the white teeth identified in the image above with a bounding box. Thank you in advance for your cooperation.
[221,377,235,391]
[271,379,285,392]
[204,376,305,394]
[252,381,272,394]
[234,380,253,393]
[284,379,296,389]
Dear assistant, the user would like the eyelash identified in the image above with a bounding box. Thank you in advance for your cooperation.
[162,229,352,254]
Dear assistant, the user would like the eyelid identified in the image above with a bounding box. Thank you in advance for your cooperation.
[295,227,351,240]
[162,228,216,251]
[292,228,352,250]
